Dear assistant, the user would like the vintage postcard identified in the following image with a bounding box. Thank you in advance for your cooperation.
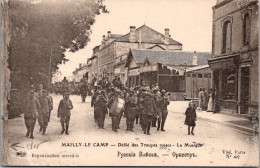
[1,0,259,166]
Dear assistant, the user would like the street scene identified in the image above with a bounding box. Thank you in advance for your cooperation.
[7,94,259,166]
[1,0,259,167]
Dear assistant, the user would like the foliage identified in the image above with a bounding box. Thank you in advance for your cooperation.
[8,0,108,88]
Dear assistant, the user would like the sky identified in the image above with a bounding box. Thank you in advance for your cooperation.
[58,0,217,78]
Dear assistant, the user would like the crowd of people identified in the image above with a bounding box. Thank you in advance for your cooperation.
[23,76,198,139]
[90,83,170,135]
[198,87,219,113]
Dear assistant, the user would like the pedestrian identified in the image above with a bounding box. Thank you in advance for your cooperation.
[202,88,208,111]
[38,89,52,135]
[184,101,197,135]
[125,88,137,131]
[207,88,214,112]
[24,88,41,139]
[91,85,102,124]
[95,90,108,129]
[137,89,145,131]
[213,88,219,113]
[107,88,124,132]
[198,88,203,110]
[80,79,88,102]
[143,91,157,135]
[156,89,170,131]
[57,92,73,135]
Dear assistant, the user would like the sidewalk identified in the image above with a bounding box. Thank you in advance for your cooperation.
[169,101,255,134]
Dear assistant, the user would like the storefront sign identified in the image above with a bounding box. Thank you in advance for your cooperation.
[129,69,139,76]
[140,65,157,73]
[114,68,121,74]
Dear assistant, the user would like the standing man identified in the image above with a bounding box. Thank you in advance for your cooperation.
[38,90,52,135]
[125,88,137,131]
[156,89,170,131]
[24,88,41,139]
[202,88,208,111]
[57,92,73,135]
[80,79,88,102]
[95,90,108,129]
[91,85,102,124]
[143,91,157,135]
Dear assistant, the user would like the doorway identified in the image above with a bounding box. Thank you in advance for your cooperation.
[240,66,250,114]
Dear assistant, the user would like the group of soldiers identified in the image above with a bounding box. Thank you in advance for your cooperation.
[24,83,74,139]
[91,84,170,135]
[24,84,53,139]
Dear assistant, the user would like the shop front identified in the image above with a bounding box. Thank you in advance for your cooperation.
[128,68,140,87]
[209,54,240,114]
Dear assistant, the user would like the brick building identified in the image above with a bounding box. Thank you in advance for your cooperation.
[208,0,258,115]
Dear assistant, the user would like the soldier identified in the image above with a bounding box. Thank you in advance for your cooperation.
[38,90,52,134]
[35,84,43,99]
[24,88,41,139]
[80,79,88,102]
[107,88,124,132]
[57,92,73,135]
[156,89,170,131]
[95,90,108,129]
[137,88,145,131]
[151,87,159,127]
[125,88,137,131]
[143,91,157,135]
[91,85,102,124]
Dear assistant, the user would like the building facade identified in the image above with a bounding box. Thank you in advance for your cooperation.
[208,0,258,115]
[95,24,183,83]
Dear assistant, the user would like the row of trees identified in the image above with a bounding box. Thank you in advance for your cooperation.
[8,0,108,118]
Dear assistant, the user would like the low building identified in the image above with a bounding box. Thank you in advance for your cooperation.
[185,65,213,99]
[125,49,211,100]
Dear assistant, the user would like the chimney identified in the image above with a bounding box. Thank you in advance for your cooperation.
[129,26,136,42]
[79,63,82,68]
[192,51,198,66]
[165,28,170,50]
[107,31,111,38]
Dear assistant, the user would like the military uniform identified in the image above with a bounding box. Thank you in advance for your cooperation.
[95,92,108,128]
[137,92,145,131]
[125,92,137,131]
[24,91,41,139]
[38,93,52,134]
[58,94,73,135]
[156,90,170,131]
[143,93,157,135]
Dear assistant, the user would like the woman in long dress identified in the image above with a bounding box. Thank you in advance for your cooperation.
[198,88,203,110]
[184,102,197,135]
[207,89,214,112]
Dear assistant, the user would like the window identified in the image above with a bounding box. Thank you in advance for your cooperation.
[243,13,250,46]
[222,70,236,100]
[192,74,196,77]
[204,73,211,78]
[222,21,232,53]
[198,74,202,78]
[187,74,191,77]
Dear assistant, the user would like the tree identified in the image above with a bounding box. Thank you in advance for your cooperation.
[8,0,108,117]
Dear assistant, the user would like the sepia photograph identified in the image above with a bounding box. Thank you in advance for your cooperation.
[1,0,259,166]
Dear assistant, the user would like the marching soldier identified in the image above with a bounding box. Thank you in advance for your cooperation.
[57,92,73,135]
[125,88,137,131]
[143,91,157,135]
[156,89,170,131]
[91,85,102,124]
[47,91,53,122]
[80,79,88,102]
[137,88,145,131]
[24,88,41,139]
[107,88,123,132]
[95,90,108,129]
[38,90,52,134]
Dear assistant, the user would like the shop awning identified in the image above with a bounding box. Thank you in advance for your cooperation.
[208,54,239,71]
